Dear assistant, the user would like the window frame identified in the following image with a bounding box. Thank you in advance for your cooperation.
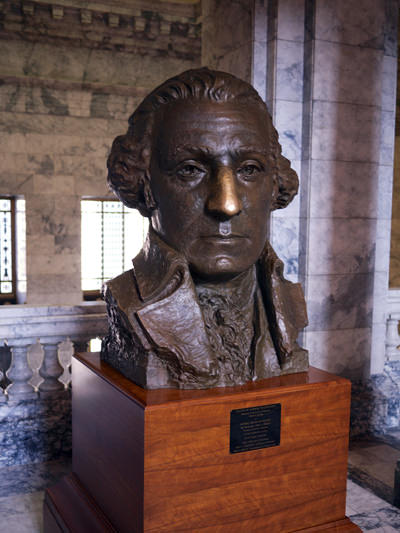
[0,197,17,304]
[81,197,145,301]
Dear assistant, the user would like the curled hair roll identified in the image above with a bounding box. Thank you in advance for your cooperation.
[107,133,155,217]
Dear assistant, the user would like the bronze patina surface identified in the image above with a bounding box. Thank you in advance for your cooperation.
[101,68,309,389]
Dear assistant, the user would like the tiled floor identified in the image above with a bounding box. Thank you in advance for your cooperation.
[0,459,399,532]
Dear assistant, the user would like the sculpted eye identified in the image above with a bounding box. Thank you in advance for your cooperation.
[237,161,263,180]
[176,162,207,181]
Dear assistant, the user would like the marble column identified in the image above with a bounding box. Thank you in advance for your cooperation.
[300,0,397,379]
[265,0,305,284]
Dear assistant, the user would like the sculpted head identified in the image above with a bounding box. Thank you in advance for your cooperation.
[107,68,298,281]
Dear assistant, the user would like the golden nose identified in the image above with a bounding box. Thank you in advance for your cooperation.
[206,167,242,217]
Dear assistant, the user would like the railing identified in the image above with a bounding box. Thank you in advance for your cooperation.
[0,302,108,399]
[386,289,400,362]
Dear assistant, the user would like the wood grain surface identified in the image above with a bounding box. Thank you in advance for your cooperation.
[65,353,361,532]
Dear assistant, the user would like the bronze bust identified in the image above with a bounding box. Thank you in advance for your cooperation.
[101,68,308,389]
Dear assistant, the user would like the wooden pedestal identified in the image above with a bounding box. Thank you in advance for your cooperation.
[44,353,361,532]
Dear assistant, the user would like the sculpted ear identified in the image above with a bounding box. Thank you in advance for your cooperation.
[272,155,299,210]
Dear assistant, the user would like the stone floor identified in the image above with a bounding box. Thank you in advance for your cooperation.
[0,456,400,532]
[348,432,400,507]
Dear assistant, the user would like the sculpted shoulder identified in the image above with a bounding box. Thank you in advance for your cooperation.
[103,269,142,312]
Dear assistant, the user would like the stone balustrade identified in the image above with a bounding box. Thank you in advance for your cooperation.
[0,302,108,398]
[386,290,400,362]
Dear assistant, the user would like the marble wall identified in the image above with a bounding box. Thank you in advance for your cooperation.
[390,139,400,288]
[0,0,201,305]
[202,0,398,386]
[201,0,253,83]
[303,0,397,380]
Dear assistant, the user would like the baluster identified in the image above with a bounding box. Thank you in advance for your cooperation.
[6,343,36,397]
[386,317,400,361]
[39,342,64,393]
[27,340,45,392]
[58,339,74,389]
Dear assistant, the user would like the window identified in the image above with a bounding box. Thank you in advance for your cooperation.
[81,199,148,299]
[0,198,15,302]
[0,197,26,304]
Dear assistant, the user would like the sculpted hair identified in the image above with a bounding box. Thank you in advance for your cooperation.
[107,68,298,217]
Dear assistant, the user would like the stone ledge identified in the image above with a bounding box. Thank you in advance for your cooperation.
[0,302,107,344]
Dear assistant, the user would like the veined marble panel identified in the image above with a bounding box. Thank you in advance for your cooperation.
[305,272,373,331]
[309,160,379,219]
[351,361,400,435]
[276,39,304,102]
[383,0,399,57]
[311,101,381,163]
[380,110,396,166]
[26,195,80,241]
[28,253,80,277]
[313,40,382,106]
[370,321,387,375]
[74,175,111,197]
[0,394,71,467]
[306,327,370,379]
[377,163,395,220]
[307,217,375,275]
[201,0,252,81]
[0,132,110,158]
[315,0,385,49]
[382,55,397,113]
[3,40,199,87]
[33,174,75,196]
[0,111,124,138]
[210,46,252,84]
[0,172,34,195]
[27,274,82,305]
[252,40,267,101]
[371,272,390,326]
[276,0,305,43]
[54,154,107,180]
[269,216,299,282]
[375,218,392,274]
[274,100,303,161]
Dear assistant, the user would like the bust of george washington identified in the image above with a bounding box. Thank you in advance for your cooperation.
[101,67,308,389]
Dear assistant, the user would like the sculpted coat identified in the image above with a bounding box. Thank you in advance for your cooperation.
[102,230,308,389]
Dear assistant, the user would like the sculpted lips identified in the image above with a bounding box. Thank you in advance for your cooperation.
[200,234,248,243]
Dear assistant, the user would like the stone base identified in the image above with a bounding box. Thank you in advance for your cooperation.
[44,353,361,532]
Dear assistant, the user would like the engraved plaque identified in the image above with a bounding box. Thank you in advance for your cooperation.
[230,403,281,454]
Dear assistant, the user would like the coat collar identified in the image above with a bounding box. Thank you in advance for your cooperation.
[131,229,308,374]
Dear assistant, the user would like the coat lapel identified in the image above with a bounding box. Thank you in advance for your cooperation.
[258,243,308,366]
[132,231,218,378]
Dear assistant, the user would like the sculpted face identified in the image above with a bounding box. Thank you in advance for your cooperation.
[149,100,277,281]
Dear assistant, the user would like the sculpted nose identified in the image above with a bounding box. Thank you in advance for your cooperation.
[206,166,242,218]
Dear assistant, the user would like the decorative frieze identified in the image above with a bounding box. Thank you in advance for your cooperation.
[0,0,201,59]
